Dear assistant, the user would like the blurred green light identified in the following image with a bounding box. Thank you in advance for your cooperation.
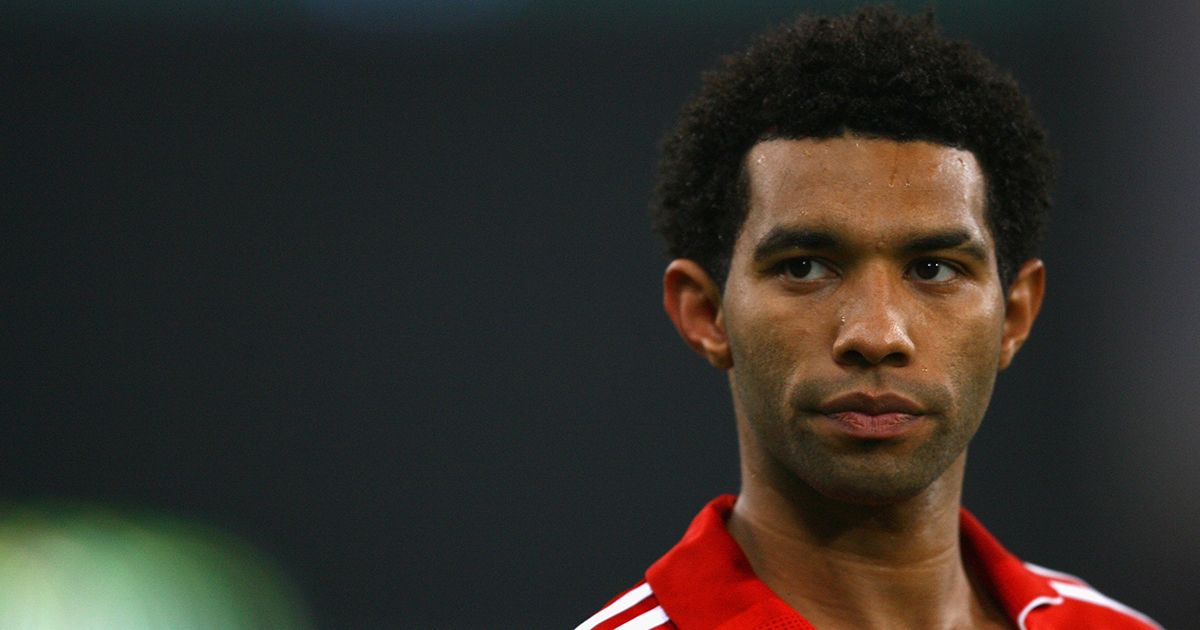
[0,504,313,630]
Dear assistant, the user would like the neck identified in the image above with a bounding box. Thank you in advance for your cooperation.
[729,452,1010,630]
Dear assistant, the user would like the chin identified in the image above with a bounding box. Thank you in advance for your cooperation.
[815,480,933,506]
[800,461,946,506]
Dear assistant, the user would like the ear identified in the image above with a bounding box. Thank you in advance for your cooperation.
[663,259,732,370]
[998,258,1046,370]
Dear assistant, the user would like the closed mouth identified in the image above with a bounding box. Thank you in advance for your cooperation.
[818,391,924,416]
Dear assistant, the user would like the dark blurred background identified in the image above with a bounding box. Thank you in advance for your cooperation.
[5,1,1197,628]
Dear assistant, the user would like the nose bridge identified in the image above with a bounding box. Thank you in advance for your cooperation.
[834,262,914,366]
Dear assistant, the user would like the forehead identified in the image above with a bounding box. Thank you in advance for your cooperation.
[739,136,990,249]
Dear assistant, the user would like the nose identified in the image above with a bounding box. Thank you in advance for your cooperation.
[832,269,915,368]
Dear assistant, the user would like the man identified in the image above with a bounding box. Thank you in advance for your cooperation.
[577,7,1161,630]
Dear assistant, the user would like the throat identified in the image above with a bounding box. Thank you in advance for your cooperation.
[726,484,1011,629]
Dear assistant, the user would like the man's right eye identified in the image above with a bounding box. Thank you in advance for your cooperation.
[779,258,835,281]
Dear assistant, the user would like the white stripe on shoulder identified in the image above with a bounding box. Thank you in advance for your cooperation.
[615,605,670,630]
[575,582,655,630]
[1049,581,1164,630]
[1016,595,1064,630]
[1024,561,1087,583]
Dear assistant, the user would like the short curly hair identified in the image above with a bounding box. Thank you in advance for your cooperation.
[653,6,1052,290]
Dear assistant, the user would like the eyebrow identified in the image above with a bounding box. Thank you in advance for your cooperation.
[752,227,989,263]
[900,230,989,263]
[752,229,840,261]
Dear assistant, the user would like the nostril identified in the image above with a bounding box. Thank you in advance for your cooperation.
[837,349,871,367]
[879,351,910,367]
[837,348,910,368]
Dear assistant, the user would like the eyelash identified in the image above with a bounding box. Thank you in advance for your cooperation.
[772,257,966,283]
[907,258,965,283]
[775,257,837,281]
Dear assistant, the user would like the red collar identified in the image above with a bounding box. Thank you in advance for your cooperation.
[645,495,1059,629]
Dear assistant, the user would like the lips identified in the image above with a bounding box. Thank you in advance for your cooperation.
[819,391,924,415]
[816,392,926,439]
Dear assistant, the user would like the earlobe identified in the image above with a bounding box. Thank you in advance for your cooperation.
[663,260,732,369]
[998,259,1046,370]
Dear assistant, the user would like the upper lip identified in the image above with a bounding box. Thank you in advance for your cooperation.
[818,392,924,415]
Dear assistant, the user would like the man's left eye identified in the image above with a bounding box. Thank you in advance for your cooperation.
[909,260,959,282]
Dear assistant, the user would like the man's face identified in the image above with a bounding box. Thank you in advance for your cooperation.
[720,135,1010,504]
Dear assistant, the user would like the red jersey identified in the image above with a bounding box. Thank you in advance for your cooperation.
[576,495,1161,630]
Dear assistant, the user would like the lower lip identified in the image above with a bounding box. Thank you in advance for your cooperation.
[823,412,921,439]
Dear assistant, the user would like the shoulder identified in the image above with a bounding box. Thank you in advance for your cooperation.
[573,581,675,630]
[1018,562,1163,630]
[960,509,1162,630]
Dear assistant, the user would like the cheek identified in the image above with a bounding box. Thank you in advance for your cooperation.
[939,301,1006,413]
[726,299,825,396]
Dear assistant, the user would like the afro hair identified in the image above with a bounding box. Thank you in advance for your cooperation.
[653,6,1053,289]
